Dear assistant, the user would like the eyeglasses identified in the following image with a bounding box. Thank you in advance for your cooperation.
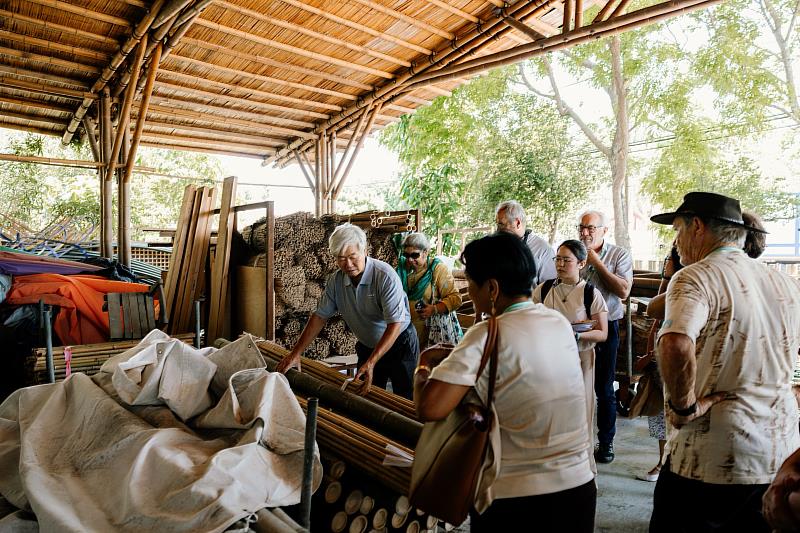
[402,251,422,259]
[577,224,604,234]
[553,256,576,264]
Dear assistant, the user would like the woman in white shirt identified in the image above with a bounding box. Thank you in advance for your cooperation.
[413,232,595,532]
[533,239,608,470]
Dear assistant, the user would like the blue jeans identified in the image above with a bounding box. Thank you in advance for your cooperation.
[595,319,620,445]
[355,323,419,400]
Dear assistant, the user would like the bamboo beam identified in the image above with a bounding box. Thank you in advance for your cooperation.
[594,0,622,21]
[0,109,66,127]
[155,68,339,113]
[0,29,110,62]
[122,43,161,191]
[141,101,315,139]
[331,106,368,190]
[140,131,278,152]
[152,0,193,28]
[192,19,394,79]
[140,140,268,159]
[117,125,131,265]
[0,9,119,46]
[424,0,480,22]
[82,116,101,162]
[564,0,575,32]
[498,10,548,39]
[350,0,454,39]
[293,150,316,192]
[0,45,100,75]
[576,0,585,27]
[314,138,322,216]
[178,37,373,92]
[0,121,61,137]
[321,131,328,214]
[333,103,382,200]
[174,0,214,26]
[23,0,132,27]
[273,0,433,55]
[0,94,73,114]
[153,79,330,120]
[165,54,358,101]
[101,87,113,258]
[107,35,148,175]
[0,64,87,89]
[140,120,285,146]
[212,0,412,68]
[62,0,167,143]
[147,93,316,130]
[610,0,635,18]
[0,76,94,100]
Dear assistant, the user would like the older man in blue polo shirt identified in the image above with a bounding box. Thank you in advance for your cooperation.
[276,223,419,398]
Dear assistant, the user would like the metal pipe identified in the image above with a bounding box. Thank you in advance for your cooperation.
[44,307,54,383]
[299,397,319,530]
[194,300,202,348]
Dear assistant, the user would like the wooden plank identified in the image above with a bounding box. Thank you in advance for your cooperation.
[177,187,215,332]
[266,201,275,340]
[136,295,150,335]
[144,294,156,331]
[172,187,204,332]
[121,293,134,339]
[164,185,197,323]
[207,176,238,342]
[106,293,123,339]
[128,294,144,338]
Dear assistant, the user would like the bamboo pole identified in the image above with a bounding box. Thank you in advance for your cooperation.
[0,8,118,46]
[594,0,622,21]
[331,107,368,194]
[100,87,113,258]
[350,0,453,39]
[23,0,131,27]
[293,150,316,192]
[0,45,100,74]
[333,103,382,200]
[139,131,278,153]
[611,0,635,18]
[321,131,329,215]
[151,0,193,28]
[563,0,575,33]
[122,43,162,188]
[0,64,87,88]
[119,125,132,266]
[139,120,285,147]
[314,138,322,217]
[0,30,108,62]
[62,0,167,143]
[0,76,92,101]
[107,34,148,176]
[576,0,585,26]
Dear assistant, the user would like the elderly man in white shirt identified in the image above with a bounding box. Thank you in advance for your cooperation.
[649,191,800,533]
[494,200,556,286]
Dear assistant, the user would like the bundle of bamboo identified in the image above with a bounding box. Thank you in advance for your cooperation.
[258,340,417,420]
[164,185,216,333]
[29,333,195,384]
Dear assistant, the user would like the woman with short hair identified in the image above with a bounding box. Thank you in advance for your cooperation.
[414,232,595,532]
[397,232,462,347]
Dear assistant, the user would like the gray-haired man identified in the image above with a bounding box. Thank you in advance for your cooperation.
[495,200,556,286]
[276,223,419,399]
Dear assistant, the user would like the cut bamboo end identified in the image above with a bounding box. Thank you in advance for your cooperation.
[349,515,369,533]
[345,490,364,515]
[395,495,410,516]
[406,520,420,533]
[359,496,375,515]
[391,512,408,529]
[330,460,347,479]
[325,481,343,504]
[332,511,349,533]
[426,515,438,529]
[372,508,388,529]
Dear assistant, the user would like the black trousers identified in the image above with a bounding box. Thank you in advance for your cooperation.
[354,322,419,399]
[595,319,620,445]
[469,479,597,533]
[650,458,770,533]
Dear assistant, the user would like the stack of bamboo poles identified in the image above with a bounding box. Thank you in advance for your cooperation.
[29,333,195,384]
[207,176,237,342]
[335,210,418,233]
[258,340,417,420]
[164,185,216,333]
[314,457,439,533]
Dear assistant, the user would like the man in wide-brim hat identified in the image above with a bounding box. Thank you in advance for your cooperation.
[647,191,800,532]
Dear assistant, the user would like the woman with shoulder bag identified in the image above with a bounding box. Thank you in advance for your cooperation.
[397,232,462,347]
[413,233,596,532]
[533,239,608,473]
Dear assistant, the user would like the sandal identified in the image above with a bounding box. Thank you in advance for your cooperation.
[636,466,661,482]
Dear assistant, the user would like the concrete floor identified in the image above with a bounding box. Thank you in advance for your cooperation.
[595,415,659,533]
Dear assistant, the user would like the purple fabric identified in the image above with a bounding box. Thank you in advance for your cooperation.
[0,251,102,276]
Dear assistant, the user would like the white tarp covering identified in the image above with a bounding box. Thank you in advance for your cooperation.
[0,331,321,532]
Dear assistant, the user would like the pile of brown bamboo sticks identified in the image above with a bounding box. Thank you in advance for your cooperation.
[317,457,439,533]
[29,333,195,384]
[258,340,417,420]
[164,185,216,333]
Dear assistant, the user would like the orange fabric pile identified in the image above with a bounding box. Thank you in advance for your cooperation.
[6,274,150,345]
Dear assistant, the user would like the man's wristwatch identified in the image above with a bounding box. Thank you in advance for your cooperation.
[668,399,698,417]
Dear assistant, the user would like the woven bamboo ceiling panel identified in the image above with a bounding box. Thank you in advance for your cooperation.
[0,0,717,164]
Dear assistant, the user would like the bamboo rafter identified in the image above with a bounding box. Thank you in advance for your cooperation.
[22,0,132,27]
[139,120,286,146]
[0,9,119,46]
[0,45,101,75]
[0,29,111,62]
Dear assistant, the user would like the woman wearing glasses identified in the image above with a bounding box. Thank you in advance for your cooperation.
[397,233,462,348]
[533,239,608,470]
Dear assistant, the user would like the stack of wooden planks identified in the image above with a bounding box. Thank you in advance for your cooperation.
[29,333,195,384]
[207,176,238,343]
[164,185,216,334]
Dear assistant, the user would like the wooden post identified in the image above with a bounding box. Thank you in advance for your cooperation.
[576,0,584,27]
[266,201,275,340]
[101,87,113,259]
[107,35,148,176]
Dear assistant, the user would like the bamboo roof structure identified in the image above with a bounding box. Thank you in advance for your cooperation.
[1,0,721,166]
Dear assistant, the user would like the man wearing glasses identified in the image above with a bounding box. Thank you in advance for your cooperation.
[577,210,633,464]
[495,200,557,286]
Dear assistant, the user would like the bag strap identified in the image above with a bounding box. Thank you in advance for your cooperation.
[541,278,555,303]
[583,282,595,320]
[475,315,499,407]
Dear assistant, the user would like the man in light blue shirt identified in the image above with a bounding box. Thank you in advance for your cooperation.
[276,224,419,398]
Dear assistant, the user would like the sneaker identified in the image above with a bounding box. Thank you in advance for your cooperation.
[594,443,615,464]
[636,467,660,482]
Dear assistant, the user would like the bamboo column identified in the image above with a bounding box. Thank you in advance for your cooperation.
[332,103,382,202]
[314,137,322,216]
[328,132,336,213]
[101,87,113,259]
[118,125,131,266]
[107,35,148,178]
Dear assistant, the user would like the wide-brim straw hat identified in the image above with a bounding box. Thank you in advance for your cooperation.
[650,192,768,233]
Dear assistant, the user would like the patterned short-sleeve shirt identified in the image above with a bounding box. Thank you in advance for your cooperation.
[658,247,800,484]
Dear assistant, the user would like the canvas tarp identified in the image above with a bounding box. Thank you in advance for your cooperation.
[0,331,321,532]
